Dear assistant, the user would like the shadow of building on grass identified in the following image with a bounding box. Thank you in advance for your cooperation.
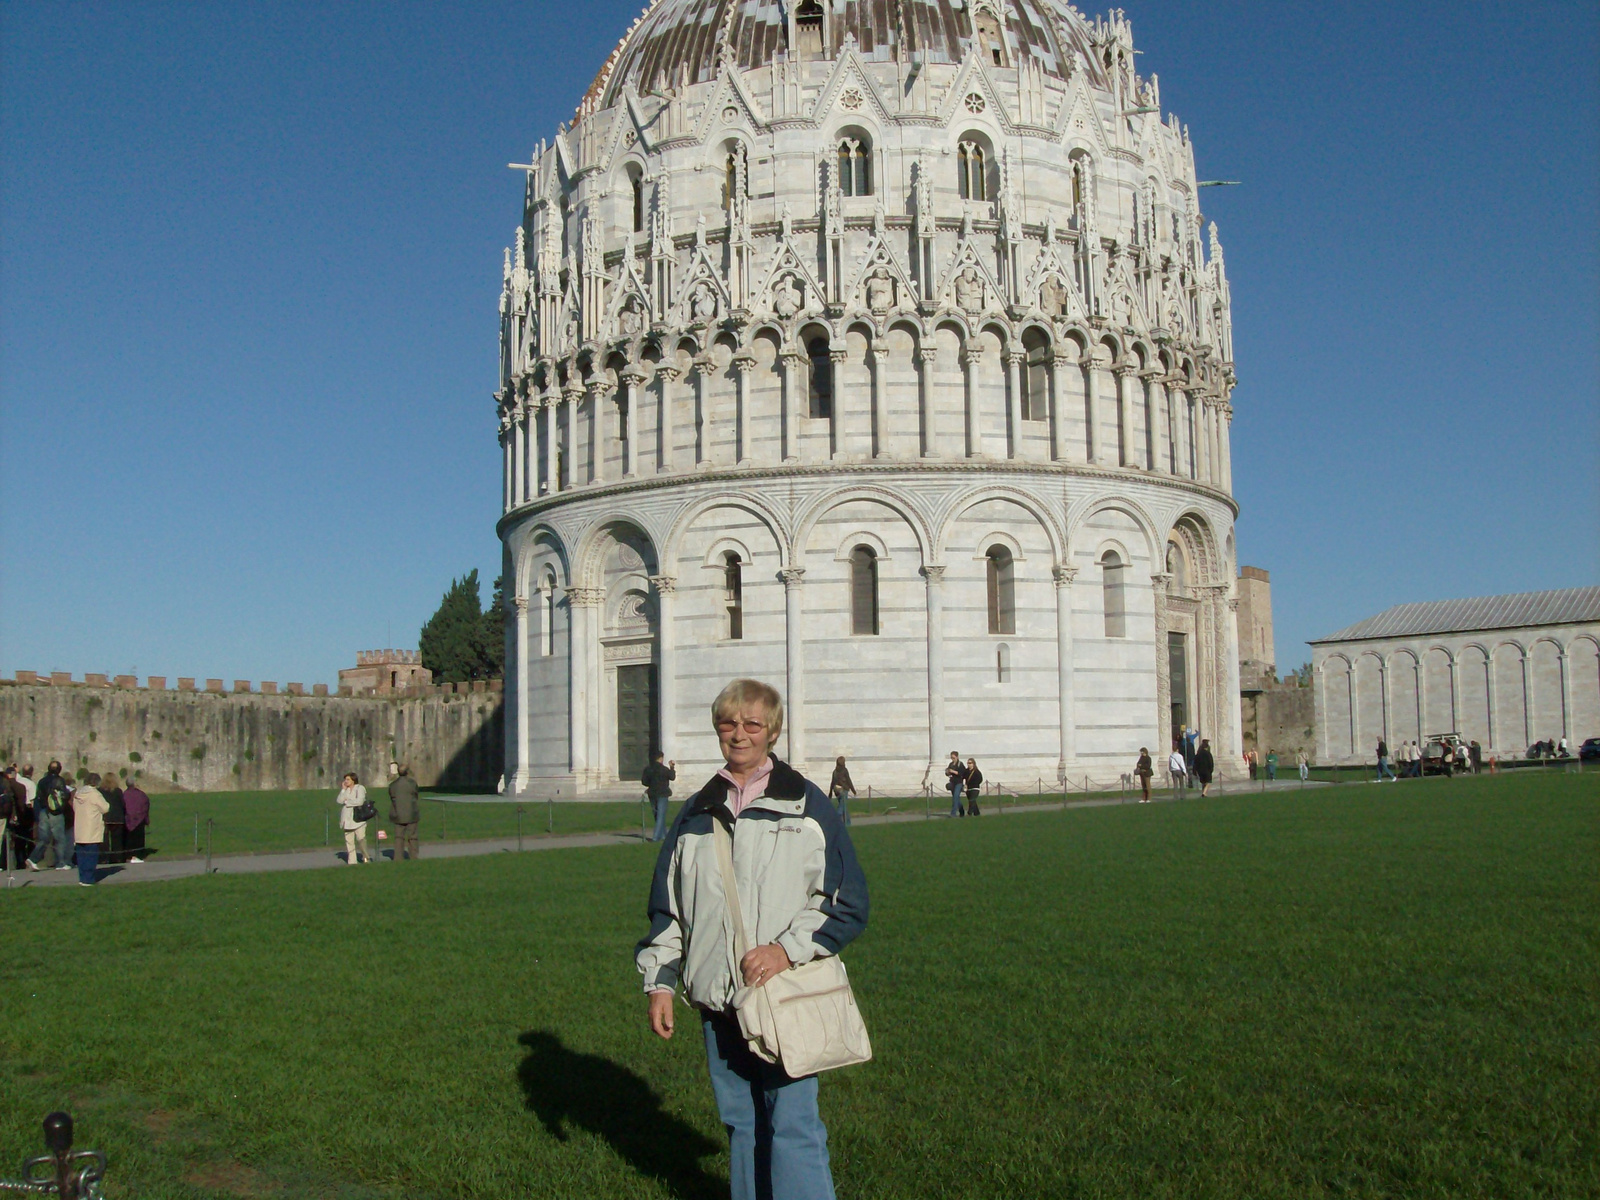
[517,1030,724,1200]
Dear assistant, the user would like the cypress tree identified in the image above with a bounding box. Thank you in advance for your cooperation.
[420,570,486,683]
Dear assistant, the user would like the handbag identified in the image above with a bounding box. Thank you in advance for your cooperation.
[352,799,377,823]
[712,818,872,1077]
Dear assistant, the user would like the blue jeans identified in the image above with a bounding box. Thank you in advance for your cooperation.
[76,843,100,885]
[948,783,964,816]
[833,792,850,826]
[651,796,669,842]
[702,1012,835,1200]
[29,812,67,868]
[1377,757,1395,780]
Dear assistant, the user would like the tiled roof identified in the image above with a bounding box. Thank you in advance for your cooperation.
[1312,587,1600,644]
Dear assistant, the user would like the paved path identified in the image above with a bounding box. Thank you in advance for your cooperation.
[5,778,1328,890]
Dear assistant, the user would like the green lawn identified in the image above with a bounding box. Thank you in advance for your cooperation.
[1,773,1595,1198]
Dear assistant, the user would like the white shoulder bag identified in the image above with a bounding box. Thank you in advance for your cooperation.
[712,817,872,1077]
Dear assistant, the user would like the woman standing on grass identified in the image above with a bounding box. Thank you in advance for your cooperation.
[1135,748,1154,802]
[337,772,372,864]
[1193,740,1216,797]
[828,756,855,826]
[638,678,869,1200]
[964,758,983,816]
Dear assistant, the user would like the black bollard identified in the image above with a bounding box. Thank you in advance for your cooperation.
[43,1110,73,1196]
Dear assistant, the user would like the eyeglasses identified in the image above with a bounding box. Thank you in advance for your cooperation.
[715,720,768,736]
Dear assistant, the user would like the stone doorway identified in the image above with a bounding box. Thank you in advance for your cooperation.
[616,663,659,782]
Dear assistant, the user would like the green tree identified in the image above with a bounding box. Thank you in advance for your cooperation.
[421,570,493,683]
[480,573,507,678]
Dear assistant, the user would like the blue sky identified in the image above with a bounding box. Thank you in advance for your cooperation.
[2,0,1595,686]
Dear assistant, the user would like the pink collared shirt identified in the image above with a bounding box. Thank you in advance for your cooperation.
[716,757,774,817]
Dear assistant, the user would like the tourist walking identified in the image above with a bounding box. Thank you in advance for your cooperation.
[5,765,35,868]
[100,772,126,865]
[71,773,110,886]
[828,756,855,826]
[1194,739,1215,797]
[26,761,73,872]
[1265,750,1278,782]
[337,773,373,864]
[945,751,967,817]
[1469,740,1482,773]
[642,751,677,842]
[1167,744,1188,793]
[1135,748,1154,802]
[637,678,868,1200]
[963,758,983,816]
[1297,750,1310,783]
[1376,739,1396,782]
[388,765,421,860]
[122,778,150,863]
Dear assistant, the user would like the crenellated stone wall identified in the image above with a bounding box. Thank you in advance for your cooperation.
[0,680,503,792]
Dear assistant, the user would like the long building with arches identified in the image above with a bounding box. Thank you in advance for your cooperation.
[1310,587,1600,765]
[494,0,1244,794]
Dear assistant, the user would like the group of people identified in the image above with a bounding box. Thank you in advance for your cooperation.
[942,753,984,817]
[1,761,152,886]
[1244,748,1310,782]
[333,765,422,863]
[1133,736,1216,801]
[1379,738,1484,779]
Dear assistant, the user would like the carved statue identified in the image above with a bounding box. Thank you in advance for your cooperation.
[864,270,894,313]
[954,266,985,314]
[1039,275,1068,317]
[618,295,644,335]
[689,282,718,323]
[773,274,805,318]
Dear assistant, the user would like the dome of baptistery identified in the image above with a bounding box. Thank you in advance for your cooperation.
[497,0,1242,797]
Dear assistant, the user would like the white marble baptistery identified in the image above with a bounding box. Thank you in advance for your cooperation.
[496,0,1244,796]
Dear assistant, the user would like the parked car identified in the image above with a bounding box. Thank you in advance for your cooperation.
[1580,737,1600,762]
[1422,733,1466,776]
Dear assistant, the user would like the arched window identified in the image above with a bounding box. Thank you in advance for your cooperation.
[1101,550,1126,638]
[630,171,645,233]
[1166,542,1186,592]
[723,153,738,211]
[807,336,833,419]
[1022,329,1049,421]
[794,0,825,58]
[723,551,744,641]
[850,545,879,635]
[974,8,1008,67]
[986,545,1015,635]
[958,141,987,201]
[837,137,871,197]
[996,642,1011,683]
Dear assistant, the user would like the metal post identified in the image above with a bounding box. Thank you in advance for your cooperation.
[205,819,213,874]
[547,797,553,834]
[517,806,523,852]
[441,798,447,842]
[641,797,648,840]
[925,785,930,819]
[193,812,199,855]
[324,812,329,846]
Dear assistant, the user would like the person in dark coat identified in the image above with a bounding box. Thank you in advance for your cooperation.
[1194,739,1216,797]
[26,761,73,871]
[828,756,856,825]
[945,751,967,817]
[640,751,677,842]
[388,764,421,860]
[1135,748,1154,802]
[122,779,150,863]
[100,772,126,865]
[963,758,983,816]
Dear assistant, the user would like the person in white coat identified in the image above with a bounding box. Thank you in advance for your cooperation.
[337,772,372,864]
[1167,744,1188,792]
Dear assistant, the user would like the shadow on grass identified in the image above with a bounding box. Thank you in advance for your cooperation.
[517,1030,723,1200]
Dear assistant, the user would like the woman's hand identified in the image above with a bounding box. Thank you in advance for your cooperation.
[648,990,675,1039]
[740,943,792,988]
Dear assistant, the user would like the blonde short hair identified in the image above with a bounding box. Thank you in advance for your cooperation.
[710,678,785,747]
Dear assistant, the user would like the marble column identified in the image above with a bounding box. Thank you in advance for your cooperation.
[513,403,528,504]
[542,396,557,494]
[1004,350,1024,459]
[1145,373,1168,473]
[1379,657,1391,743]
[1151,573,1171,754]
[869,344,889,459]
[1055,566,1078,777]
[589,381,615,485]
[567,588,603,780]
[1221,404,1235,492]
[781,567,806,767]
[1484,651,1498,750]
[829,347,848,460]
[513,596,531,790]
[650,575,677,759]
[621,367,647,477]
[1115,365,1136,467]
[917,346,939,457]
[731,352,755,464]
[1084,354,1105,465]
[692,356,714,467]
[780,352,804,462]
[1448,654,1461,734]
[961,342,983,458]
[1049,353,1071,462]
[923,565,946,773]
[500,422,512,510]
[564,382,583,487]
[1559,646,1573,742]
[655,364,680,473]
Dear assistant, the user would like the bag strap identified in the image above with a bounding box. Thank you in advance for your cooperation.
[712,817,753,965]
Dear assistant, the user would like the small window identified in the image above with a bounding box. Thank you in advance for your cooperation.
[1071,159,1086,211]
[958,141,987,201]
[1022,330,1049,421]
[807,337,833,419]
[837,137,871,197]
[996,643,1011,683]
[723,153,738,211]
[986,545,1015,635]
[795,0,824,58]
[631,172,645,233]
[1101,550,1126,638]
[850,545,879,635]
[975,9,1007,67]
[723,552,744,641]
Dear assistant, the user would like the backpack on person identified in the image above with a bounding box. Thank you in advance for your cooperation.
[40,778,67,815]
